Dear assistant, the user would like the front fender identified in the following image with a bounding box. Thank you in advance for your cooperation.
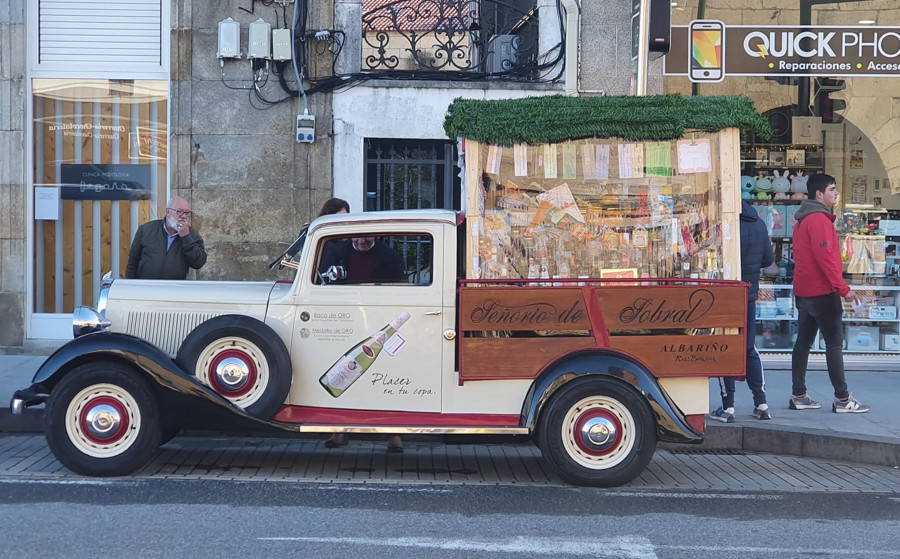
[521,350,702,444]
[25,332,265,425]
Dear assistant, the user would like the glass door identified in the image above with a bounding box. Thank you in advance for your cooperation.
[31,79,168,335]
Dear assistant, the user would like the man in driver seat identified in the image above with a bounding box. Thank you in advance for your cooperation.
[320,236,406,284]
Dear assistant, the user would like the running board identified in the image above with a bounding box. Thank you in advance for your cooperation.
[294,425,530,435]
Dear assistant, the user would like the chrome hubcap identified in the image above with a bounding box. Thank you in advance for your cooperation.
[84,404,121,439]
[580,416,617,451]
[215,357,250,390]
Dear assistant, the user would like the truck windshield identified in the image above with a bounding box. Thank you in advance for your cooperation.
[267,224,309,270]
[285,225,309,259]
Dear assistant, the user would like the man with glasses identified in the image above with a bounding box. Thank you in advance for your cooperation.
[125,196,207,279]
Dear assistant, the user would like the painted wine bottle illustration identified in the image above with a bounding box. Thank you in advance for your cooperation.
[319,310,411,397]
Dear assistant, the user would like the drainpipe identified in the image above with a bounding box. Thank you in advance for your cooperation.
[559,0,579,96]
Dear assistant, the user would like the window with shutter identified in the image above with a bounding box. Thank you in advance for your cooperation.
[38,0,164,70]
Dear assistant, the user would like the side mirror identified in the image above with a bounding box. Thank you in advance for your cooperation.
[322,265,347,284]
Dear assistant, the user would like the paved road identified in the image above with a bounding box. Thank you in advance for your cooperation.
[1,477,899,559]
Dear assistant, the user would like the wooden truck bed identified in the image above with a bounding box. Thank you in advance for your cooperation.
[458,278,748,383]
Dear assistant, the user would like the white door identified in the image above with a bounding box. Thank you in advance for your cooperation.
[288,229,444,413]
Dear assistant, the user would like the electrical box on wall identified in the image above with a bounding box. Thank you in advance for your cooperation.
[647,0,671,55]
[297,114,315,143]
[248,19,272,59]
[272,29,292,61]
[217,18,241,59]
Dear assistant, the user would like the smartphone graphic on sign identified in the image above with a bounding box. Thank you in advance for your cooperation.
[689,20,725,83]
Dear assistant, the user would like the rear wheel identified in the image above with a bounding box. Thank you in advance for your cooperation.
[45,362,162,476]
[537,377,656,487]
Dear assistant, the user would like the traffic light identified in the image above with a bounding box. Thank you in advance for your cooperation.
[814,77,846,123]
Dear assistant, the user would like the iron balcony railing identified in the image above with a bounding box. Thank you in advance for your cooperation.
[360,0,562,81]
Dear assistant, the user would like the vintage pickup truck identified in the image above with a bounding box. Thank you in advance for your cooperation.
[11,209,747,486]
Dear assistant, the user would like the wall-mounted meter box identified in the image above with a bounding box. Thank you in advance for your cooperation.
[248,19,272,59]
[272,29,292,61]
[217,17,241,59]
[297,114,315,143]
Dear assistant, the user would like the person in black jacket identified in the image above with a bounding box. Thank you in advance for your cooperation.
[710,200,779,423]
[125,197,206,279]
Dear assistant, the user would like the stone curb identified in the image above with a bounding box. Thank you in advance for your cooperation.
[0,409,43,433]
[680,423,900,469]
[4,409,900,469]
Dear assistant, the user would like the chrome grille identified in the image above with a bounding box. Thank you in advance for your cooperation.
[124,311,221,357]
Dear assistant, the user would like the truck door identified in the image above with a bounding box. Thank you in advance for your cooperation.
[289,227,444,413]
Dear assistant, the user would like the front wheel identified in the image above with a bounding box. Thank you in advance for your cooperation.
[45,362,163,476]
[537,377,656,487]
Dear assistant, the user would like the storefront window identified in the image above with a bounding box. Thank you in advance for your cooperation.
[662,1,900,354]
[32,79,168,313]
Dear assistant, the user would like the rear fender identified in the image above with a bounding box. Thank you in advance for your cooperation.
[27,332,262,424]
[522,349,702,444]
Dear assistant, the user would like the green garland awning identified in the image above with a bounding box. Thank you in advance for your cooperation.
[443,94,772,144]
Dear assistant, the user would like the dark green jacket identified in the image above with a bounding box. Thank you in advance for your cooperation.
[125,219,207,279]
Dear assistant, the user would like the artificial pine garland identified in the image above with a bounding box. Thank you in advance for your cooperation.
[443,94,772,144]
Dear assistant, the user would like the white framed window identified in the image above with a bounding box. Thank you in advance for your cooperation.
[29,0,168,76]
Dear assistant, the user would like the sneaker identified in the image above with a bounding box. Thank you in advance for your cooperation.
[832,396,870,414]
[753,404,772,420]
[709,406,735,423]
[789,395,821,410]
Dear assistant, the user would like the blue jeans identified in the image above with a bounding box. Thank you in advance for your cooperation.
[792,293,849,400]
[718,299,767,409]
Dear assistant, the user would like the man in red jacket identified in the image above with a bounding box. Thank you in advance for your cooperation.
[791,174,869,413]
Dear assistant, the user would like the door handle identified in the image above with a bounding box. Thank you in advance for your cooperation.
[424,309,442,315]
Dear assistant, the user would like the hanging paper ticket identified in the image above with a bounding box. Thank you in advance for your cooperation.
[562,143,577,179]
[514,144,528,176]
[595,145,610,179]
[646,142,672,177]
[582,143,596,180]
[618,144,633,179]
[486,144,501,175]
[676,138,712,174]
[543,144,558,178]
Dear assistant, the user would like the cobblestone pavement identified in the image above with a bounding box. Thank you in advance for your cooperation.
[2,434,900,493]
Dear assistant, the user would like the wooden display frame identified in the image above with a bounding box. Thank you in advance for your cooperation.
[459,128,745,383]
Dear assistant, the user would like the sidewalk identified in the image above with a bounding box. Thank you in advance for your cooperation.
[697,367,900,468]
[2,353,898,468]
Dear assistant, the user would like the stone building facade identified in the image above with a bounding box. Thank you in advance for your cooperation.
[3,0,898,353]
[0,0,644,348]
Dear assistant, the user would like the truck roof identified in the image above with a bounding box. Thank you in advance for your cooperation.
[310,209,461,231]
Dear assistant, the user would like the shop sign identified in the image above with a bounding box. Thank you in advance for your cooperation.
[459,288,591,331]
[59,164,152,200]
[595,286,746,330]
[665,22,900,79]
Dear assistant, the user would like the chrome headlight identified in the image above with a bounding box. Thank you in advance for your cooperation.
[73,306,111,338]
